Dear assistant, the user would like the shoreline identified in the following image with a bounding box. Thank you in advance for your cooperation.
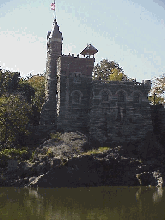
[0,132,164,188]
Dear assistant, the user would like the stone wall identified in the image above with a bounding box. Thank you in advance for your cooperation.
[57,55,94,132]
[40,48,154,144]
[40,19,62,126]
[55,55,153,144]
[150,105,165,144]
[41,49,153,144]
[89,80,153,144]
[40,19,155,144]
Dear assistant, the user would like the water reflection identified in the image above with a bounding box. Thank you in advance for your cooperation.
[136,186,164,204]
[153,187,163,203]
[0,186,165,220]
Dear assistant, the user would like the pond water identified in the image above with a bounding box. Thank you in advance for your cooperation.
[0,186,165,220]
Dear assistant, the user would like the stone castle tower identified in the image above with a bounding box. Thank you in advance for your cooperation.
[40,19,63,125]
[41,18,153,144]
[40,19,97,129]
[56,53,95,131]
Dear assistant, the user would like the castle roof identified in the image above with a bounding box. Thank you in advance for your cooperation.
[80,44,98,56]
[49,19,63,40]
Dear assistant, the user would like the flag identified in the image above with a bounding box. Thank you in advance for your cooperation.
[51,3,55,11]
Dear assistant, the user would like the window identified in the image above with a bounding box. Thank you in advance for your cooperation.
[72,90,82,104]
[134,93,140,103]
[73,73,81,83]
[118,91,125,102]
[102,91,109,102]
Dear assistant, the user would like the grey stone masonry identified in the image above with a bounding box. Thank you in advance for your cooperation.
[90,80,153,144]
[40,19,62,126]
[40,18,153,144]
[57,55,94,132]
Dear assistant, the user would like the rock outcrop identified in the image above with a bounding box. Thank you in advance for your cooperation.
[0,132,164,188]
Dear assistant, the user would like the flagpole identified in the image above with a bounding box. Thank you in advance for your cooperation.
[51,0,56,20]
[54,0,56,20]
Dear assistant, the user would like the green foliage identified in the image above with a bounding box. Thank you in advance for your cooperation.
[0,94,32,147]
[0,69,33,148]
[0,68,45,150]
[19,74,45,125]
[98,147,111,152]
[0,148,29,166]
[18,78,35,103]
[0,70,20,95]
[82,147,111,155]
[29,150,37,162]
[26,74,45,112]
[46,148,54,158]
[148,95,164,105]
[50,132,62,141]
[109,68,124,81]
[149,73,165,105]
[93,59,126,81]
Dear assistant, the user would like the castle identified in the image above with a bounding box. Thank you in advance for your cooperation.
[40,19,153,144]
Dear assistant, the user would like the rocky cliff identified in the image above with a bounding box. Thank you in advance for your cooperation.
[0,132,164,188]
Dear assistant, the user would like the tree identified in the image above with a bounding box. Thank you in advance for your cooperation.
[0,95,32,148]
[0,70,20,95]
[93,59,126,81]
[0,69,35,103]
[26,74,45,112]
[0,69,46,148]
[25,74,45,125]
[18,79,35,103]
[109,68,124,81]
[17,73,45,125]
[148,73,165,105]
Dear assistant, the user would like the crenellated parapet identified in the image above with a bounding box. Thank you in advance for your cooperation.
[40,18,153,144]
[92,79,151,105]
[89,79,152,144]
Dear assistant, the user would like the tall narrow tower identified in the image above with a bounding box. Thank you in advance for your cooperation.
[40,19,63,126]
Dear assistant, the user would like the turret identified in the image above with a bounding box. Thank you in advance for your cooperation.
[40,19,63,126]
[45,19,63,101]
[80,44,98,58]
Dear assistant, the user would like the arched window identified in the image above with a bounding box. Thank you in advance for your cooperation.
[118,91,125,102]
[73,72,81,83]
[71,90,82,104]
[134,92,140,103]
[102,90,109,102]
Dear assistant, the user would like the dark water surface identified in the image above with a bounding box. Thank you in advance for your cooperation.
[0,186,164,220]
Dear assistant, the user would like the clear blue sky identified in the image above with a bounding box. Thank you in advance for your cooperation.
[0,0,165,82]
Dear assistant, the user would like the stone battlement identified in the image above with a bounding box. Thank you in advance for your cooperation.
[40,19,153,144]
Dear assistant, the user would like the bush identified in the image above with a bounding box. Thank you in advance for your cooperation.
[46,148,54,158]
[0,153,9,168]
[138,132,164,161]
[0,95,32,148]
[0,147,30,163]
[82,147,111,155]
[50,132,62,141]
